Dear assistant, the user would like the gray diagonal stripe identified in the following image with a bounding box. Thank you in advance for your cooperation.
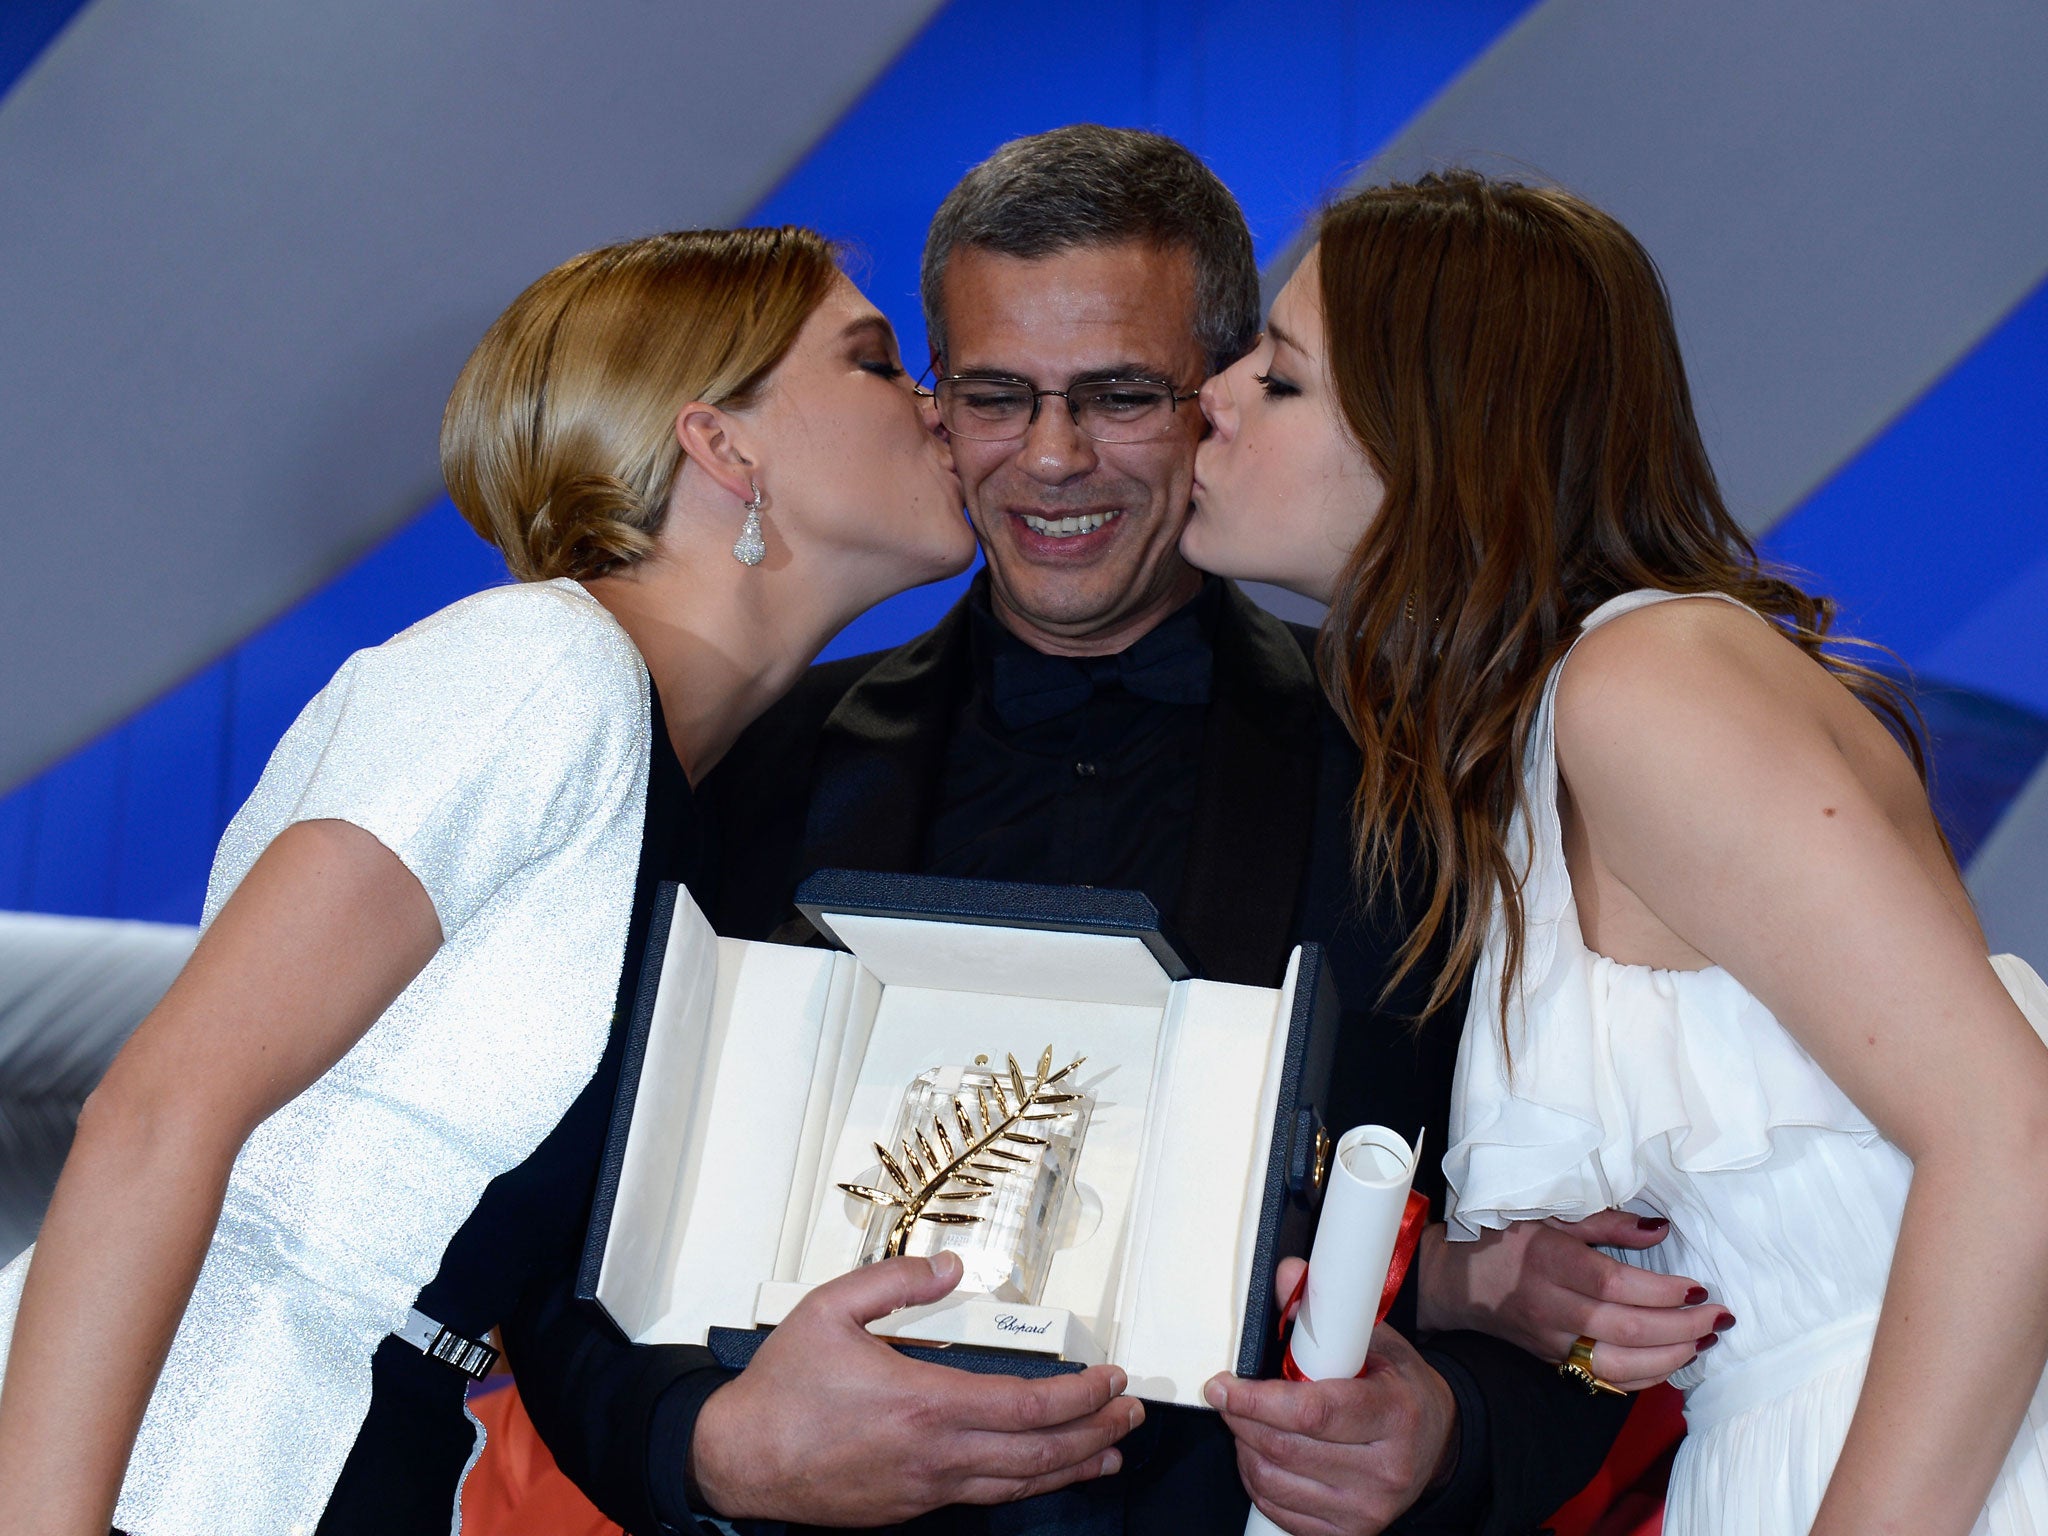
[0,0,943,792]
[1970,758,2048,976]
[1263,0,2048,538]
[0,911,197,1264]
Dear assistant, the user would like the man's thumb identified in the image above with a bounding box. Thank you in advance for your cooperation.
[813,1251,964,1328]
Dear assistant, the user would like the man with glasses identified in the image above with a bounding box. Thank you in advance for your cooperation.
[933,376,1198,439]
[503,126,1642,1536]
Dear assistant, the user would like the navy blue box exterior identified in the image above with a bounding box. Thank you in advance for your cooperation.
[707,1325,1087,1380]
[579,870,1340,1391]
[1237,938,1340,1379]
[577,879,682,1325]
[795,867,1193,980]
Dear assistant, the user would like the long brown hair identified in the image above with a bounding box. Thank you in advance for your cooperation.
[443,226,838,581]
[1312,171,1928,1033]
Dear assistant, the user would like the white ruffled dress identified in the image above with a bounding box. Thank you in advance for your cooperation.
[1443,588,2048,1535]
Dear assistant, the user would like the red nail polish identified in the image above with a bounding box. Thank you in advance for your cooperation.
[1636,1216,1669,1232]
[1714,1312,1736,1332]
[1684,1286,1708,1305]
[1695,1333,1720,1352]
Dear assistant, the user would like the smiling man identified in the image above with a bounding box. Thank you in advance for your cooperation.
[499,128,1672,1536]
[932,238,1208,652]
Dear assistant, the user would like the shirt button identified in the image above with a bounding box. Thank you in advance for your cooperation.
[1074,761,1098,778]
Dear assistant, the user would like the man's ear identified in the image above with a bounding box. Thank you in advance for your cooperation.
[915,390,954,472]
[921,350,953,470]
[674,402,759,504]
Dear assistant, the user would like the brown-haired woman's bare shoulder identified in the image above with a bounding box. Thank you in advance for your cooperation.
[1557,594,1941,871]
[1557,595,1792,736]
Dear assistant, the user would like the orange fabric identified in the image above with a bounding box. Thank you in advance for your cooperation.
[1544,1382,1683,1536]
[461,1378,624,1536]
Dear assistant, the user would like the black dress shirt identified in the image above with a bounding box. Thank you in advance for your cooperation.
[923,581,1213,908]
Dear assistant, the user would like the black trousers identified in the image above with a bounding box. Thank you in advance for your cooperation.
[315,1336,478,1534]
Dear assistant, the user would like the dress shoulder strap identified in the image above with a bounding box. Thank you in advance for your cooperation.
[1532,587,1765,796]
[1506,589,1766,1001]
[1575,586,1760,637]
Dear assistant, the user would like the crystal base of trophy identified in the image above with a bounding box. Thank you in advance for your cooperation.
[846,1052,1094,1304]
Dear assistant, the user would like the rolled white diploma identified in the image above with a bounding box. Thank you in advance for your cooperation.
[1245,1125,1423,1536]
[1288,1124,1423,1379]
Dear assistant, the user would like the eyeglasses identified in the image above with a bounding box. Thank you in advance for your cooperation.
[922,373,1201,443]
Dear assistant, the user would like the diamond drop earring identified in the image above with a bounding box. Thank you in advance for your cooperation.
[732,481,766,566]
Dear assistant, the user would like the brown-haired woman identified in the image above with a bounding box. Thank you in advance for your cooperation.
[0,228,1017,1533]
[1182,172,2048,1535]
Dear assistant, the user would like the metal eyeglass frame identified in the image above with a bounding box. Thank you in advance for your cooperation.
[916,368,1201,443]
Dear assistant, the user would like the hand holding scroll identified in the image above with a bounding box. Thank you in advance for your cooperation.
[1211,1124,1447,1535]
[1208,1277,1458,1536]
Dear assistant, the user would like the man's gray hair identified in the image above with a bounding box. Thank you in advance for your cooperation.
[921,125,1260,376]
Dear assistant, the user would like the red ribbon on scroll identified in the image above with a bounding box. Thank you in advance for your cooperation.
[1276,1188,1431,1382]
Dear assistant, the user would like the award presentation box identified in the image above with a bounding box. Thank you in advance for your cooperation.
[578,870,1339,1406]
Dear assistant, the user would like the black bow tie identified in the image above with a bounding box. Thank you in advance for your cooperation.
[988,628,1212,731]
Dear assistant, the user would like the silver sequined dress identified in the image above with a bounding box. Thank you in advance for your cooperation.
[0,578,650,1536]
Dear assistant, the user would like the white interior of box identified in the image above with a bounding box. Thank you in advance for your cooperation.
[596,892,1302,1405]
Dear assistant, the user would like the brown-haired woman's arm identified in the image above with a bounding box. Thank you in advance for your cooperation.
[1417,1211,1718,1393]
[0,820,439,1536]
[1556,598,2048,1536]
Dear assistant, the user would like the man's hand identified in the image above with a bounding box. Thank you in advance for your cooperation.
[1417,1213,1730,1391]
[689,1251,1143,1524]
[1205,1258,1457,1536]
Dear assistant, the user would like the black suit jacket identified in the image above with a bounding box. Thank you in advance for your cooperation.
[503,581,1628,1535]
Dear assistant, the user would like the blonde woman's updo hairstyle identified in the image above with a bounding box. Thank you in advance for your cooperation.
[442,226,839,581]
[1310,171,1929,1033]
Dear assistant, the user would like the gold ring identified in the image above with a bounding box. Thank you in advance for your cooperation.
[1557,1335,1628,1397]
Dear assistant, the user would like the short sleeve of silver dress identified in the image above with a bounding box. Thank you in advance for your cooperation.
[0,577,655,1536]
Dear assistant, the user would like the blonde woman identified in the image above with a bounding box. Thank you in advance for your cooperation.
[0,228,1131,1535]
[1182,174,2048,1536]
